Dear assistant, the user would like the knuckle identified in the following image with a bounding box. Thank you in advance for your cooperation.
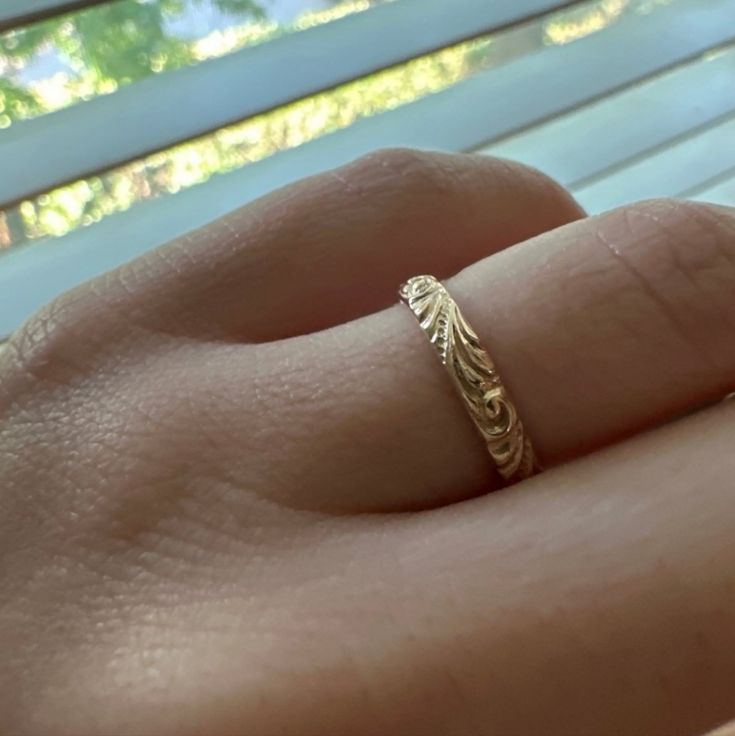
[4,285,104,385]
[496,156,581,210]
[340,147,453,195]
[599,198,735,358]
[623,198,735,266]
[671,199,735,243]
[338,149,583,228]
[624,196,727,226]
[470,154,585,223]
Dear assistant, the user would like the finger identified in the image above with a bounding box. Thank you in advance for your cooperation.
[260,199,735,511]
[705,722,735,736]
[86,150,583,342]
[385,399,735,735]
[250,398,735,736]
[52,395,735,735]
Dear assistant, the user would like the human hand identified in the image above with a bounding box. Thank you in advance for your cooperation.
[1,150,734,734]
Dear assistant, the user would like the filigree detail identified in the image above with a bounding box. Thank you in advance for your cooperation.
[399,275,538,483]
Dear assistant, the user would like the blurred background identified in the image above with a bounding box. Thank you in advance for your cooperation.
[0,0,683,250]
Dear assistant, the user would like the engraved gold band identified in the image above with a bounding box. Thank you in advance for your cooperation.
[399,275,540,485]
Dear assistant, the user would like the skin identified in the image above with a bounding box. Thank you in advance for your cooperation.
[1,149,734,735]
[709,723,735,736]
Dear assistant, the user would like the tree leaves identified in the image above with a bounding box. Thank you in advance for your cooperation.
[0,79,44,124]
[0,0,266,119]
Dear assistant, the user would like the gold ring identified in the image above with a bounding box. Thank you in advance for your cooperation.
[399,275,540,485]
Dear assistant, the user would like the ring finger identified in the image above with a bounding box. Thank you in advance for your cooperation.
[263,198,735,511]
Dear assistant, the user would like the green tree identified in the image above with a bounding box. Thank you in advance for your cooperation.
[0,0,265,119]
[2,0,652,251]
[0,0,266,246]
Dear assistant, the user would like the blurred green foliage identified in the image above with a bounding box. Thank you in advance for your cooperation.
[0,0,265,123]
[0,0,667,250]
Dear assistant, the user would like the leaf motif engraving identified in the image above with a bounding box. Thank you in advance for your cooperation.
[400,275,538,482]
